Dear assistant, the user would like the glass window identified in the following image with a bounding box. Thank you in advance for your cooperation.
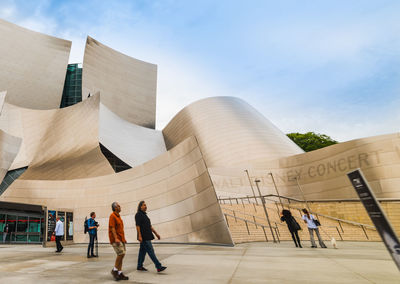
[57,211,65,222]
[0,212,45,243]
[0,167,28,195]
[15,233,27,242]
[6,215,16,233]
[29,217,41,233]
[0,213,5,232]
[17,216,28,232]
[28,235,40,242]
[60,64,82,108]
[0,213,5,243]
[66,212,73,240]
[16,216,28,243]
[7,215,16,242]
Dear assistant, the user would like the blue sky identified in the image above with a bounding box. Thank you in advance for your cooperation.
[1,0,400,141]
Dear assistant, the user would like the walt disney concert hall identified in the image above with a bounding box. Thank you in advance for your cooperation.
[0,18,399,246]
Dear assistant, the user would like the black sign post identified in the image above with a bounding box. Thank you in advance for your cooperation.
[47,210,56,242]
[347,169,400,271]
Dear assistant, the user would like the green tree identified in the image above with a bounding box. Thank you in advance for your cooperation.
[287,132,338,152]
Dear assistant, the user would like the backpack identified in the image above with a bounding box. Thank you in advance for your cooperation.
[84,217,89,234]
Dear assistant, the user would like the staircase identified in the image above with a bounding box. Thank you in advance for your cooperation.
[220,202,381,244]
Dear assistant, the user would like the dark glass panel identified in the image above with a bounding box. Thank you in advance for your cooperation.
[16,216,28,232]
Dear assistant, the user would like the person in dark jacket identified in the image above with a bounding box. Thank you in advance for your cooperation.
[135,201,167,272]
[280,209,302,248]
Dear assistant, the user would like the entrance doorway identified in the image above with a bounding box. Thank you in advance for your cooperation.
[0,201,45,244]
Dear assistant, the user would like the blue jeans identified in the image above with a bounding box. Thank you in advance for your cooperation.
[137,240,161,269]
[87,234,96,255]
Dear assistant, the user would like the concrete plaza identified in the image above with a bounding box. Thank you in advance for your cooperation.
[0,242,398,283]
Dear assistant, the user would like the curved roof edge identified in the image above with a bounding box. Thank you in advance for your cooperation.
[163,96,303,168]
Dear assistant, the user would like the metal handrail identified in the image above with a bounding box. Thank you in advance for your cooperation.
[223,208,344,241]
[218,194,303,203]
[218,195,376,231]
[222,206,335,229]
[220,196,376,241]
[218,194,400,203]
[223,207,287,241]
[286,204,376,230]
[222,206,275,224]
[223,212,280,243]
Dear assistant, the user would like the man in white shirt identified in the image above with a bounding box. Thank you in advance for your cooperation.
[3,224,9,243]
[55,217,64,252]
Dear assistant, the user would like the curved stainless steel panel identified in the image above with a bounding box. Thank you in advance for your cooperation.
[163,96,303,168]
[83,36,157,128]
[0,137,233,245]
[0,94,114,179]
[0,130,22,186]
[99,103,166,167]
[0,19,71,109]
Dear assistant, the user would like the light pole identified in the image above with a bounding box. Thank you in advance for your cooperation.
[244,169,258,205]
[268,172,284,210]
[295,176,311,213]
[255,179,277,243]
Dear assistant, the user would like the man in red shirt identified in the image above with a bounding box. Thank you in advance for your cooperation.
[109,202,129,281]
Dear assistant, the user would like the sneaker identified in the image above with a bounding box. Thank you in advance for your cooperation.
[118,273,129,280]
[137,267,148,271]
[87,255,92,258]
[157,266,167,272]
[91,254,98,257]
[311,246,317,248]
[111,269,118,280]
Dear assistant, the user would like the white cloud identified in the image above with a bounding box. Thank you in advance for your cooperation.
[155,55,232,129]
[57,31,86,64]
[2,1,399,143]
[0,5,15,19]
[16,17,57,35]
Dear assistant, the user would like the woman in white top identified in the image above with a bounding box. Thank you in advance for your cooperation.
[302,208,327,248]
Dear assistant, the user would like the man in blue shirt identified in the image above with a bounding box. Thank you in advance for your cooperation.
[87,212,99,258]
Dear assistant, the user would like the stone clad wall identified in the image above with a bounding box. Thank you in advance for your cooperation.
[210,133,400,200]
[303,201,400,235]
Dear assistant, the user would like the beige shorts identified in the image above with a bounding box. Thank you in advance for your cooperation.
[112,242,126,256]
